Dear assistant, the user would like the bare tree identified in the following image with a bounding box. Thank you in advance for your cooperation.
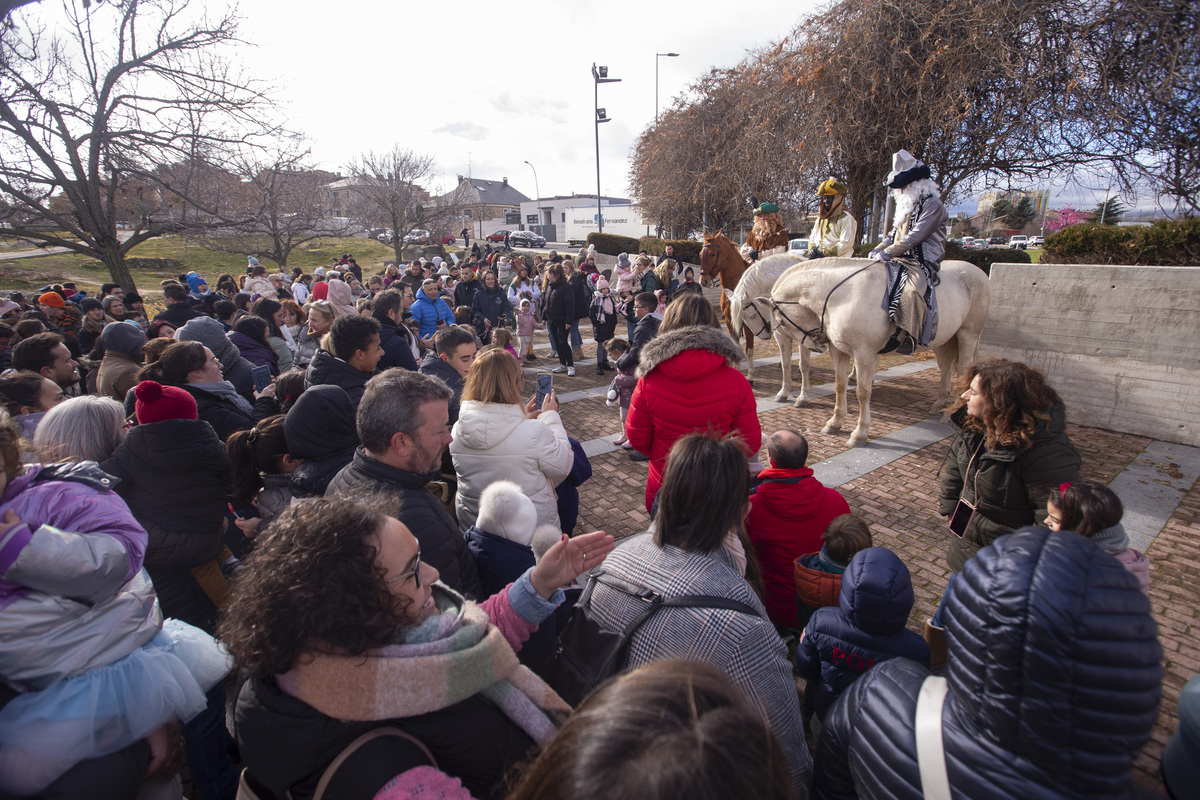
[0,0,274,290]
[1077,0,1199,215]
[191,140,352,268]
[345,147,467,264]
[630,59,819,238]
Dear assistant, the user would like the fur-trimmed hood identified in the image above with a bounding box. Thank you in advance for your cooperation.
[636,324,744,379]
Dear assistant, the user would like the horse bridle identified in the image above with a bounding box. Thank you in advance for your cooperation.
[741,298,772,339]
[770,262,877,348]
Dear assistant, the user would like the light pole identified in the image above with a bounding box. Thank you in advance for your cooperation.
[592,63,621,234]
[523,160,540,231]
[655,52,679,123]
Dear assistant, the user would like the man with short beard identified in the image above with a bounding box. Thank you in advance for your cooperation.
[870,150,948,355]
[326,369,483,597]
[806,178,858,258]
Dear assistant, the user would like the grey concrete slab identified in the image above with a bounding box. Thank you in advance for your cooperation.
[1108,440,1200,552]
[811,416,957,489]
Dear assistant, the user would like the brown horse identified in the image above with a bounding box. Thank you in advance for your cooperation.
[699,230,757,380]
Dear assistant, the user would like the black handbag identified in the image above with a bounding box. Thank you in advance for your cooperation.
[547,570,759,707]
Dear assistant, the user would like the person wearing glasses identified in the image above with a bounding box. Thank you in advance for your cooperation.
[222,494,613,800]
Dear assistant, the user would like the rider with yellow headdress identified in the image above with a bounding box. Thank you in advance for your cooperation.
[805,178,858,259]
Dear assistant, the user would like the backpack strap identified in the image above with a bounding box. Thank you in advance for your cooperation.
[915,675,951,800]
[312,727,437,800]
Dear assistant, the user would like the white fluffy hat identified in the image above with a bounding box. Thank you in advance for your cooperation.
[476,480,538,546]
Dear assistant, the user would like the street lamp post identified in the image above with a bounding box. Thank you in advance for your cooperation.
[592,63,621,234]
[523,160,540,230]
[655,52,679,123]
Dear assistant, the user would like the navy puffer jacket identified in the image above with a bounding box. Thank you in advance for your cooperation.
[813,528,1163,800]
[796,547,929,719]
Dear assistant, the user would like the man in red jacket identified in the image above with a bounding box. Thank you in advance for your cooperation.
[746,430,850,630]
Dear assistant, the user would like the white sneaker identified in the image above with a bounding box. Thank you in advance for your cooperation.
[567,367,576,377]
[551,366,566,373]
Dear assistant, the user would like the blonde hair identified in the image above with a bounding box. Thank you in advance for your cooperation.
[461,347,524,406]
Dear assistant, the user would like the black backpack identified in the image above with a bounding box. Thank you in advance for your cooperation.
[547,570,760,707]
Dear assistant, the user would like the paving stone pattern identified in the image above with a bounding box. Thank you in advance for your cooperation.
[528,324,1194,791]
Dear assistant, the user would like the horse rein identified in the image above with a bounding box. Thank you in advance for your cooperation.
[770,261,877,347]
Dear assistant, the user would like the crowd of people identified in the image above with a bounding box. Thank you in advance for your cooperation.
[0,242,1185,800]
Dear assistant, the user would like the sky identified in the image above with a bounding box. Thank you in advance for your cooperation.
[234,0,818,201]
[18,0,1155,215]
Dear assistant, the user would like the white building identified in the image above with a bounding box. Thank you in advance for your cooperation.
[517,194,649,243]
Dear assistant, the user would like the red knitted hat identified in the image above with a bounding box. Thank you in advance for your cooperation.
[134,380,198,425]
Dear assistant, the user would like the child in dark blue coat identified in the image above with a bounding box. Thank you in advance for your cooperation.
[795,547,930,734]
[464,480,561,674]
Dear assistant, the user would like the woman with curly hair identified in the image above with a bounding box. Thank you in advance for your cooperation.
[928,358,1080,664]
[221,495,613,800]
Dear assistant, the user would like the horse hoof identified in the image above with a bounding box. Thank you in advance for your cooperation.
[773,391,788,403]
[794,395,810,408]
[821,424,840,435]
[848,432,870,447]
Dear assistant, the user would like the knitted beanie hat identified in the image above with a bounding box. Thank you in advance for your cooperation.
[596,277,610,291]
[37,291,66,309]
[80,297,104,313]
[134,380,198,425]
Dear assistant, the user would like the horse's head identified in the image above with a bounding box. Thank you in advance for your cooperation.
[699,229,744,289]
[745,296,776,340]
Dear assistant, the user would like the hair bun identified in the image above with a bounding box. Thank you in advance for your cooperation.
[135,380,164,402]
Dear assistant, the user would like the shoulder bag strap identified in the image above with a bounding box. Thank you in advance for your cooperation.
[312,727,438,800]
[661,594,761,617]
[915,675,952,800]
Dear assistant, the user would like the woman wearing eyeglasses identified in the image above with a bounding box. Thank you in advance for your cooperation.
[294,300,339,369]
[222,495,613,800]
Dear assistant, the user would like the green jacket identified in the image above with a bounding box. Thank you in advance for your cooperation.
[938,406,1080,572]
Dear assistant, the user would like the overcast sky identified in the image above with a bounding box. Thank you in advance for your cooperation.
[229,0,818,200]
[22,0,1149,215]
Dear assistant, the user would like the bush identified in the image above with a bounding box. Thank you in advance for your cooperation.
[853,242,880,258]
[944,242,1030,274]
[586,232,641,257]
[638,237,703,264]
[1041,220,1200,266]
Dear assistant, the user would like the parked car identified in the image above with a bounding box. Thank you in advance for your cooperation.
[509,230,546,248]
[787,237,811,254]
[437,234,456,245]
[1009,235,1029,250]
[988,236,1007,248]
[376,229,395,243]
[960,236,976,250]
[1028,235,1044,248]
[403,229,430,244]
[486,230,512,243]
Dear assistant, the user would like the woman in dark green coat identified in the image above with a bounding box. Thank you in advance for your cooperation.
[928,358,1081,655]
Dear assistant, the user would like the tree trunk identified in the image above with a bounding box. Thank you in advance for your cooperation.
[102,242,138,294]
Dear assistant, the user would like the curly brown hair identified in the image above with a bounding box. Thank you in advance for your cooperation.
[217,495,412,678]
[953,358,1064,452]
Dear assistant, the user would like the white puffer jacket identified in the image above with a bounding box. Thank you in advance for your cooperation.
[450,401,573,532]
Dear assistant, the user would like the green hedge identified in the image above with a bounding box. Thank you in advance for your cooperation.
[586,233,641,257]
[638,237,703,264]
[944,242,1030,274]
[850,241,1026,274]
[1041,220,1200,265]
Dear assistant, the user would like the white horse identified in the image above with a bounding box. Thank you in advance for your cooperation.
[747,258,992,447]
[728,253,818,402]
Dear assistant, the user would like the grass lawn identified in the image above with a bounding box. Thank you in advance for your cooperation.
[0,235,422,293]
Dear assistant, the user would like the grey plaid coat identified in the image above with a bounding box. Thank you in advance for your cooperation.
[589,533,812,797]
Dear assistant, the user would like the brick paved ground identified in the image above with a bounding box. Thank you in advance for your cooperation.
[543,324,1194,792]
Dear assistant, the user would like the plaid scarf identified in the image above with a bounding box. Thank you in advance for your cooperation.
[277,584,568,745]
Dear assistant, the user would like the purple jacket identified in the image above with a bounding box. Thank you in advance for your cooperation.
[0,463,156,689]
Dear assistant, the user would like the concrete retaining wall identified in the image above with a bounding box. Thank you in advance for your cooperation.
[980,263,1200,447]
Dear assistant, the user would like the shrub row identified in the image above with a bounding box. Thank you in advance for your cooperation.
[585,233,641,257]
[637,237,703,264]
[850,241,1028,274]
[1041,220,1199,266]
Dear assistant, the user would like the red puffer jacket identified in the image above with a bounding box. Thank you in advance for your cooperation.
[625,325,761,512]
[747,467,850,627]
